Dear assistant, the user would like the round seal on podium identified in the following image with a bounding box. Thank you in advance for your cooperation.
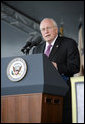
[7,57,27,82]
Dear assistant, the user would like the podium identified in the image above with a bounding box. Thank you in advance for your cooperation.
[1,54,69,123]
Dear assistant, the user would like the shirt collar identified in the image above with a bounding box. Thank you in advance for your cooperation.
[46,35,58,47]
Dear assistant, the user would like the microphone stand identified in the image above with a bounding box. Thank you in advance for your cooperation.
[21,46,30,55]
[21,38,42,55]
[21,43,35,55]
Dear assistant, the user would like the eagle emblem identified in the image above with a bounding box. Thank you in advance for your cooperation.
[7,57,27,81]
[12,65,22,75]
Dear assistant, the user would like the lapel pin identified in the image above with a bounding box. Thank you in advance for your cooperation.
[56,45,59,48]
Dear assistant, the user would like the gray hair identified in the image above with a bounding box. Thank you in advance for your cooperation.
[40,18,58,29]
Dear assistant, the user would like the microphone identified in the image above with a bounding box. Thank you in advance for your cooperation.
[21,41,32,53]
[31,35,42,47]
[21,35,33,53]
[21,35,42,54]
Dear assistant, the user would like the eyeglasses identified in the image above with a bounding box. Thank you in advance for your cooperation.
[40,26,56,32]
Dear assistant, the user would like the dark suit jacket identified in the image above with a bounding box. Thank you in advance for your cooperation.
[32,36,80,77]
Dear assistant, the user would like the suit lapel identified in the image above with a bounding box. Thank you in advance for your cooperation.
[49,36,62,60]
[40,42,46,53]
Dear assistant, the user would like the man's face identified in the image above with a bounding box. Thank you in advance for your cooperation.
[40,19,58,43]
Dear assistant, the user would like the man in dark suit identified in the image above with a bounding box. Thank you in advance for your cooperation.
[33,18,80,77]
[32,18,80,122]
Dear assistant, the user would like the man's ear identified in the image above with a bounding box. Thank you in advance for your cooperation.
[55,27,58,34]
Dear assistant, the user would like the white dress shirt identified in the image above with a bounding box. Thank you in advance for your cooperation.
[44,35,58,54]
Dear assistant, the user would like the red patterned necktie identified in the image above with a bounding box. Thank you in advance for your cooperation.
[45,44,52,57]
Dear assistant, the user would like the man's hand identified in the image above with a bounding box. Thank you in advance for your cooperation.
[52,62,58,69]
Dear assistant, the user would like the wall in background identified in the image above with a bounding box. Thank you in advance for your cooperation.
[1,21,29,58]
[1,1,84,58]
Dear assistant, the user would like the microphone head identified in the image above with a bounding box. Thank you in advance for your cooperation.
[24,42,32,47]
[21,32,42,54]
[32,35,42,46]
